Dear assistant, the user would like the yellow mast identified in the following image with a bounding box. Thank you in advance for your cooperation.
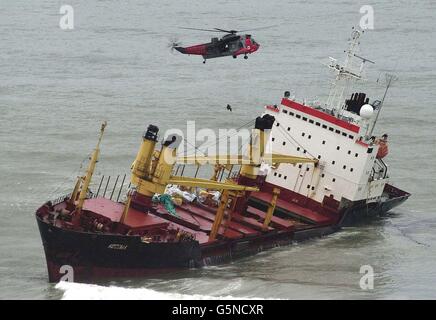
[75,121,107,216]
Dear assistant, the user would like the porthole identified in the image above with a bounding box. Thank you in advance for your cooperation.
[306,167,310,171]
[321,173,325,178]
[308,135,311,139]
[343,165,347,169]
[303,150,307,154]
[302,132,305,137]
[282,141,286,146]
[284,176,287,180]
[274,172,277,176]
[350,168,354,172]
[287,127,290,131]
[298,164,302,169]
[336,146,340,150]
[332,160,335,165]
[311,186,315,190]
[355,153,359,157]
[307,185,311,189]
[348,150,351,155]
[297,147,300,151]
[322,140,326,145]
[276,123,280,127]
[278,174,282,178]
[317,155,321,159]
[332,178,336,182]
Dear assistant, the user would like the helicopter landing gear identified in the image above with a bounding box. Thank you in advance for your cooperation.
[244,55,248,60]
[233,55,237,59]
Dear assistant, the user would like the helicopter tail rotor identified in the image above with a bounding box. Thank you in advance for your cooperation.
[168,37,184,53]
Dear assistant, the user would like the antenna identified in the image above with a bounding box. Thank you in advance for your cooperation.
[368,73,398,136]
[325,27,372,114]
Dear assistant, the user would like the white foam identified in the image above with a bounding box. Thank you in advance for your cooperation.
[56,281,266,300]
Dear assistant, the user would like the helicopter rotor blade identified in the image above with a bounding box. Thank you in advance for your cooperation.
[237,24,281,33]
[213,28,236,33]
[179,27,223,33]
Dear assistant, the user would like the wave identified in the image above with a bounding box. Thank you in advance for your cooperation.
[56,281,268,300]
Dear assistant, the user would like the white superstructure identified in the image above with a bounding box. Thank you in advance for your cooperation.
[263,28,390,205]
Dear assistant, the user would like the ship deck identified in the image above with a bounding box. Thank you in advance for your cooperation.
[81,196,310,245]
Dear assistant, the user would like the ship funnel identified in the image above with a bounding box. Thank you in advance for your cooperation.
[144,125,159,141]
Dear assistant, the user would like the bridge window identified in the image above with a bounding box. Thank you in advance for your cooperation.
[296,114,301,119]
[349,135,354,139]
[322,124,327,129]
[283,109,288,114]
[335,129,340,134]
[303,117,307,121]
[290,112,295,116]
[316,122,321,126]
[329,127,334,132]
[309,119,314,124]
[342,132,347,137]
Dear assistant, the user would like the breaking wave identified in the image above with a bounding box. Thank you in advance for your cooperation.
[56,282,266,300]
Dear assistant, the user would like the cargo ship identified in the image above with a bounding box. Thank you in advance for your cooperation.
[36,28,410,282]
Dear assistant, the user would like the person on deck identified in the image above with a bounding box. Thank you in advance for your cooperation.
[376,133,389,159]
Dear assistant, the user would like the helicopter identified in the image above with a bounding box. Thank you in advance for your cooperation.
[172,26,276,63]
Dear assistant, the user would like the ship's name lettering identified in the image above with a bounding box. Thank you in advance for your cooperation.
[108,244,128,250]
